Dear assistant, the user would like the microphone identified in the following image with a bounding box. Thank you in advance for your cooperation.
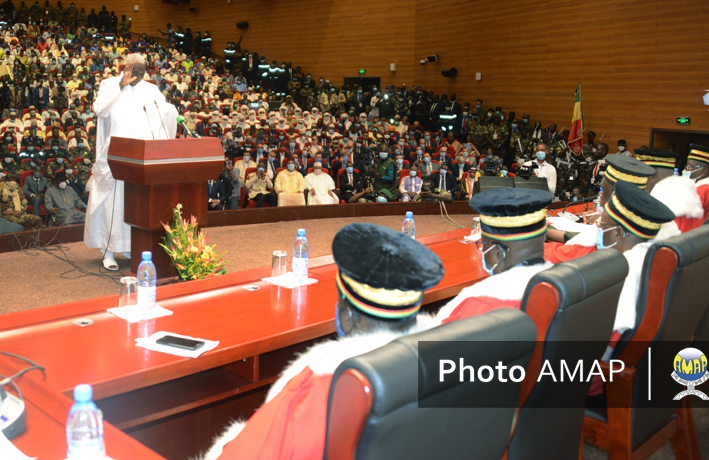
[143,106,155,140]
[154,100,169,139]
[558,194,599,221]
[176,115,200,138]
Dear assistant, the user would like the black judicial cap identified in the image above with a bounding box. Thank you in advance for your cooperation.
[470,188,552,241]
[633,148,678,169]
[604,154,655,189]
[606,181,675,239]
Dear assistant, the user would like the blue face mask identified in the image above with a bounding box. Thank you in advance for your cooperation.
[396,159,403,165]
[346,166,353,174]
[487,155,493,161]
[424,136,430,141]
[287,163,295,171]
[30,161,37,167]
[377,195,387,203]
[536,152,546,161]
[53,146,59,151]
[424,157,430,164]
[511,124,518,129]
[481,244,498,276]
[595,226,618,250]
[57,158,63,163]
[335,302,347,337]
[268,156,275,162]
[28,146,34,151]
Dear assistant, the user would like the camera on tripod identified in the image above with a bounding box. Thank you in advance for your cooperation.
[484,157,503,175]
[517,160,539,179]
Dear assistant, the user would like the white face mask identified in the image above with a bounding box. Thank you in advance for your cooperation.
[58,181,67,189]
[618,146,625,152]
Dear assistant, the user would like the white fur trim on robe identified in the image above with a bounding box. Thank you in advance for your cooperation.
[436,262,553,322]
[695,177,709,188]
[614,242,652,332]
[650,175,703,219]
[199,314,440,460]
[565,224,598,248]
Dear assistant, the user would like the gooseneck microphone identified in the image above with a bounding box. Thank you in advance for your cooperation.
[143,106,155,140]
[154,100,169,138]
[176,115,201,138]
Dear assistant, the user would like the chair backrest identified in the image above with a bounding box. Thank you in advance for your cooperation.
[244,167,257,178]
[509,250,628,460]
[398,169,421,186]
[324,309,537,460]
[336,168,359,188]
[19,170,33,187]
[617,225,709,444]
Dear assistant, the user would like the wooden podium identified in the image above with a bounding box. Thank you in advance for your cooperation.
[107,137,224,275]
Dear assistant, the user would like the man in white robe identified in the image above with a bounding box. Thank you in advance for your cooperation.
[84,54,178,271]
[304,163,337,205]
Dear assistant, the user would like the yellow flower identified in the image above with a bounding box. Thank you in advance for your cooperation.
[201,253,210,262]
[190,246,198,253]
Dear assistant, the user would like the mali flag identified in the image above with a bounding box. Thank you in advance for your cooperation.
[569,81,584,156]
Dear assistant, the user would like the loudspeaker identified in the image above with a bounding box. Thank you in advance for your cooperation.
[441,67,458,77]
[478,176,514,192]
[512,176,550,191]
[237,21,249,29]
[188,7,198,12]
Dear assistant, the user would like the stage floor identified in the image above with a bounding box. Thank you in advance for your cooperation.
[0,213,473,315]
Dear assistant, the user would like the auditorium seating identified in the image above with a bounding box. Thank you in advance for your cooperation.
[507,250,628,460]
[324,309,536,460]
[583,225,709,460]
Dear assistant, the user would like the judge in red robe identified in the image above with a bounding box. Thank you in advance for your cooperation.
[437,188,554,323]
[201,223,445,460]
[686,144,709,223]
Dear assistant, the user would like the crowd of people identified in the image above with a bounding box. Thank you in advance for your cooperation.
[0,0,696,235]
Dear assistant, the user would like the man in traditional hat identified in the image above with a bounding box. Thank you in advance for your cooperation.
[274,157,305,206]
[683,144,709,223]
[438,188,553,323]
[545,155,656,263]
[45,171,86,225]
[635,148,704,233]
[202,223,444,460]
[304,161,337,205]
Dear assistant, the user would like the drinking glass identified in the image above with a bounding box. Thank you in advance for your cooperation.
[271,251,288,278]
[118,276,139,308]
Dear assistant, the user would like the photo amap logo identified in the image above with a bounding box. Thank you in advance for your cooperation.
[672,348,709,400]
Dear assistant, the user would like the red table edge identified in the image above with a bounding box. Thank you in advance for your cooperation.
[1,228,473,332]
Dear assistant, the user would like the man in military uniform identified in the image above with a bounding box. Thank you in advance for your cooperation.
[77,7,86,26]
[75,152,94,184]
[119,15,130,38]
[2,152,21,181]
[46,146,67,180]
[16,2,29,22]
[29,0,42,20]
[1,180,43,228]
[68,137,90,162]
[588,143,609,196]
[485,115,508,156]
[66,2,78,27]
[554,130,576,199]
[471,99,485,120]
[582,130,598,158]
[510,126,535,167]
[466,114,487,154]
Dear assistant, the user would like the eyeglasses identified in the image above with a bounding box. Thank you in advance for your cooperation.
[474,240,510,253]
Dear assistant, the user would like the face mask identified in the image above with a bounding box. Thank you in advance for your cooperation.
[409,170,417,177]
[376,195,387,203]
[511,124,518,129]
[5,137,11,142]
[463,111,468,116]
[243,156,250,162]
[423,157,432,164]
[440,168,448,174]
[66,169,73,175]
[257,167,265,172]
[315,158,322,163]
[476,104,481,109]
[596,226,618,250]
[424,136,430,141]
[536,152,546,161]
[287,163,295,171]
[4,157,12,163]
[396,159,403,165]
[33,171,41,177]
[462,152,469,158]
[58,181,66,189]
[346,166,353,174]
[618,146,625,152]
[57,157,64,163]
[328,129,334,135]
[379,152,388,160]
[487,155,493,161]
[83,158,91,164]
[481,244,499,276]
[77,142,84,148]
[52,146,59,151]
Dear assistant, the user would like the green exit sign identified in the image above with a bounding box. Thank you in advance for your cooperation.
[358,69,366,75]
[677,117,691,125]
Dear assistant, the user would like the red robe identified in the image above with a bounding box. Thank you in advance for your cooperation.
[651,175,705,234]
[696,179,709,223]
[544,241,596,264]
[437,262,553,323]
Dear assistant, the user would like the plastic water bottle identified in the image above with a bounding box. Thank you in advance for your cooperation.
[674,168,679,176]
[402,211,416,239]
[594,188,603,214]
[137,251,157,308]
[293,229,309,278]
[66,384,104,459]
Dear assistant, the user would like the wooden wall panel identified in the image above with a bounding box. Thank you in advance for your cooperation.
[413,0,709,150]
[72,0,709,149]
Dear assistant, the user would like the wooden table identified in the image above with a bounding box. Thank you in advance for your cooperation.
[0,228,485,460]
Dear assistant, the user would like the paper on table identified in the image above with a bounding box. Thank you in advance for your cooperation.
[262,272,319,289]
[135,331,219,358]
[464,232,481,242]
[107,305,173,323]
[0,431,35,460]
[547,216,595,234]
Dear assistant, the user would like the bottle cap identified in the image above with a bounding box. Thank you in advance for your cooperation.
[141,251,152,260]
[405,211,413,218]
[297,228,305,237]
[74,384,93,403]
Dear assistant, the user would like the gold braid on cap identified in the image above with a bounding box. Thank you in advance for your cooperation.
[605,165,649,185]
[635,154,675,164]
[340,273,423,307]
[479,208,547,228]
[690,149,709,157]
[611,194,662,230]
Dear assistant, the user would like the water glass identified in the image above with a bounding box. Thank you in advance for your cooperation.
[118,276,139,308]
[271,251,288,278]
[472,217,481,236]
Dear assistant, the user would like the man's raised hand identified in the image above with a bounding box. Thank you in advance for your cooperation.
[120,62,137,90]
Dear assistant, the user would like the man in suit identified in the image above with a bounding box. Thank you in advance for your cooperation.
[417,152,440,179]
[430,164,459,197]
[64,167,87,205]
[22,165,48,215]
[338,161,361,203]
[350,87,367,114]
[208,177,226,210]
[264,151,280,182]
[450,153,471,189]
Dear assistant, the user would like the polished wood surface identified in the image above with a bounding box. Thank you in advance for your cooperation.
[0,357,166,460]
[0,228,483,459]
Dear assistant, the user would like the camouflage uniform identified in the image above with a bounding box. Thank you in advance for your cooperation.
[119,19,130,38]
[75,157,94,183]
[510,133,535,165]
[68,146,89,162]
[66,6,78,27]
[465,120,487,154]
[77,10,86,26]
[46,157,66,178]
[2,157,21,179]
[486,123,509,155]
[1,187,43,228]
[577,153,596,197]
[29,3,43,21]
[17,4,29,22]
[555,151,576,199]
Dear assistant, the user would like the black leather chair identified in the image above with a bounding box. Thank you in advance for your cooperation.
[478,176,514,192]
[512,176,550,191]
[504,250,628,460]
[584,225,709,460]
[323,309,537,460]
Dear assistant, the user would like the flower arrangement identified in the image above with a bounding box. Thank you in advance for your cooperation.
[160,204,227,281]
